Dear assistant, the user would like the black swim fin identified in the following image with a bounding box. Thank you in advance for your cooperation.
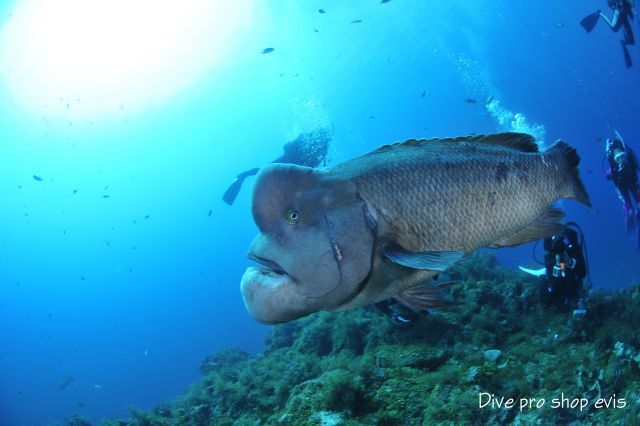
[580,11,600,33]
[222,178,243,205]
[622,40,633,68]
[626,211,636,238]
[222,167,260,206]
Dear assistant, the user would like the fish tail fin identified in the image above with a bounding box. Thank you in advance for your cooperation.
[548,140,591,207]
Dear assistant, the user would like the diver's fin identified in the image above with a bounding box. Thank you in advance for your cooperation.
[382,243,464,271]
[580,11,600,33]
[394,280,458,310]
[370,133,539,156]
[547,140,592,207]
[222,168,260,205]
[626,212,636,238]
[518,266,547,277]
[489,207,566,248]
[222,178,243,205]
[622,41,633,68]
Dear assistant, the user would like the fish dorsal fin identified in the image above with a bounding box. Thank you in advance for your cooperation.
[372,132,539,154]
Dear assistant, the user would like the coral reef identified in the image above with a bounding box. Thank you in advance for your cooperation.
[97,253,640,425]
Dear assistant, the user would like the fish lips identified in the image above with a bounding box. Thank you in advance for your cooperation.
[247,253,288,276]
[240,262,311,324]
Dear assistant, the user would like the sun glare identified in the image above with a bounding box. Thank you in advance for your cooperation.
[0,0,253,116]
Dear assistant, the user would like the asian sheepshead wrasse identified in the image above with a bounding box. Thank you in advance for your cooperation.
[241,133,590,324]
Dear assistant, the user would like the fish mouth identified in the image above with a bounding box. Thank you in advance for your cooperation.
[248,253,288,276]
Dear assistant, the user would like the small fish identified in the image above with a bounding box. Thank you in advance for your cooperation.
[144,215,150,219]
[58,376,75,390]
[144,350,149,356]
[208,209,213,217]
[464,98,477,104]
[381,0,390,3]
[72,189,78,194]
[261,47,275,54]
[102,195,110,199]
[318,8,325,14]
[350,19,362,24]
[93,384,102,390]
[486,95,494,105]
[421,90,426,98]
[555,22,564,29]
[33,175,43,181]
[17,185,23,189]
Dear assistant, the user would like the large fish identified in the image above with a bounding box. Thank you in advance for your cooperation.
[241,133,590,324]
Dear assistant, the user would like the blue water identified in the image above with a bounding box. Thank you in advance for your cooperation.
[1,0,639,424]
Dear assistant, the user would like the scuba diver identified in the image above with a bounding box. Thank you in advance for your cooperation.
[222,127,332,205]
[540,227,588,312]
[374,299,421,326]
[581,0,637,67]
[605,134,640,245]
[520,224,589,314]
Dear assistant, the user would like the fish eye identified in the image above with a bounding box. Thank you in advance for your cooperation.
[285,208,300,224]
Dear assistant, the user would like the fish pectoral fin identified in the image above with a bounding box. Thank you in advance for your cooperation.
[394,281,458,310]
[489,206,565,248]
[382,243,464,271]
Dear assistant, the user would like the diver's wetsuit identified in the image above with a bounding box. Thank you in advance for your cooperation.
[222,127,332,205]
[540,228,587,310]
[606,139,640,237]
[601,0,636,66]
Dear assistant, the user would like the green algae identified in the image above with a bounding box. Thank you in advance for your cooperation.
[94,253,640,425]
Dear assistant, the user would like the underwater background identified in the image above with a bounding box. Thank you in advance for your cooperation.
[0,0,639,424]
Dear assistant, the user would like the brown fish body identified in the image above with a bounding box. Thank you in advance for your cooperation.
[241,133,590,324]
[327,133,588,253]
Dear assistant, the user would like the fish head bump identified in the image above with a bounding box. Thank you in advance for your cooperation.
[241,163,375,324]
